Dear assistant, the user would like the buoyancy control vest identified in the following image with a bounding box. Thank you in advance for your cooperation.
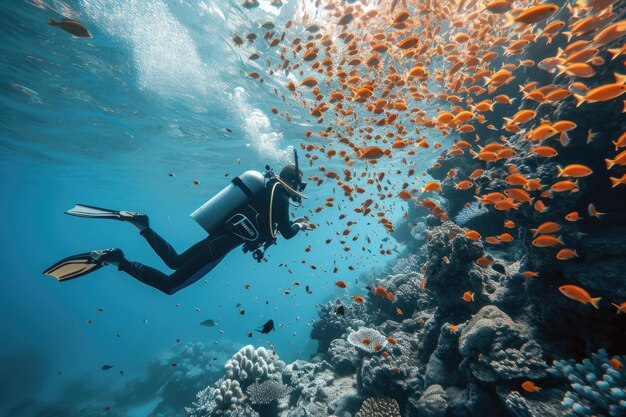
[190,168,293,261]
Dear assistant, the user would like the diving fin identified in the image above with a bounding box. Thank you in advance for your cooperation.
[65,204,149,228]
[65,204,126,220]
[43,252,104,281]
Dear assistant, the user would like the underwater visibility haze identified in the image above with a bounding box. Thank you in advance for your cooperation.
[1,0,626,416]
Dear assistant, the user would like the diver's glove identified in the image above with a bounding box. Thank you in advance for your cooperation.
[294,221,314,232]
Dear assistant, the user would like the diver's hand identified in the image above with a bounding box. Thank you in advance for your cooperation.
[295,222,314,232]
[292,216,308,224]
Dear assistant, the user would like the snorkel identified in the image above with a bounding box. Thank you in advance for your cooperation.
[274,148,308,204]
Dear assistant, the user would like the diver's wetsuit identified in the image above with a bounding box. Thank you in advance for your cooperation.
[117,186,300,295]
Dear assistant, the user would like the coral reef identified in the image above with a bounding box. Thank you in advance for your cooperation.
[186,12,626,414]
[354,397,401,417]
[549,349,626,417]
[187,345,285,417]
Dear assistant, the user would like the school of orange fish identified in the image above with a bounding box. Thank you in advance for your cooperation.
[234,0,626,327]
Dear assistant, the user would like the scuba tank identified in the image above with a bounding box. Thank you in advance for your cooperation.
[190,170,266,235]
[190,150,308,262]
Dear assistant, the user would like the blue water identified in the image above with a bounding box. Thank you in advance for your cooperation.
[0,0,447,413]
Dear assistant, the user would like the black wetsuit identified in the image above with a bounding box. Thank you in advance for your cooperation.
[117,186,300,295]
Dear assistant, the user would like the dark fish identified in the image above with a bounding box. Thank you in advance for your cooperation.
[239,310,245,315]
[335,305,345,316]
[101,364,114,370]
[232,34,244,46]
[48,18,92,38]
[247,332,253,337]
[200,319,218,327]
[242,0,259,9]
[256,319,275,334]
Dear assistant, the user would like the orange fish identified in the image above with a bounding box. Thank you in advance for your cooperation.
[462,291,475,302]
[606,149,626,169]
[565,211,581,222]
[610,174,626,187]
[557,164,593,177]
[573,73,626,106]
[335,281,347,288]
[512,4,558,24]
[373,287,388,298]
[396,307,403,315]
[353,296,365,303]
[465,230,482,240]
[610,357,623,371]
[361,338,371,345]
[522,271,538,279]
[531,222,561,237]
[521,381,542,392]
[611,301,626,314]
[358,146,389,160]
[559,285,601,309]
[532,235,564,247]
[556,249,578,260]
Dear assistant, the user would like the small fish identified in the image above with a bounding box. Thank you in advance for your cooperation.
[556,249,578,260]
[521,381,541,392]
[559,285,601,309]
[335,280,347,288]
[335,305,345,316]
[610,357,623,371]
[101,364,114,371]
[256,319,275,334]
[48,18,92,38]
[353,296,365,303]
[610,301,626,314]
[462,291,475,302]
[200,319,218,327]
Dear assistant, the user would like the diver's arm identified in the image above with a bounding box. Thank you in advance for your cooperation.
[274,190,302,239]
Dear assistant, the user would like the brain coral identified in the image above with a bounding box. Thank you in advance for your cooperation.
[245,379,292,405]
[355,397,401,417]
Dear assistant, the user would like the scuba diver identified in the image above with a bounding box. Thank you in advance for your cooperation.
[43,151,312,295]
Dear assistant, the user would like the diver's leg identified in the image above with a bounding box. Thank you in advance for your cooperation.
[139,227,210,269]
[118,232,242,295]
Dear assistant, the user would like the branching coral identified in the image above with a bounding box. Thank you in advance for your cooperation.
[224,345,284,385]
[548,349,626,417]
[187,345,286,416]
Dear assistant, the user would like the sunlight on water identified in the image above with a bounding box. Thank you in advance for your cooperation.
[81,0,211,97]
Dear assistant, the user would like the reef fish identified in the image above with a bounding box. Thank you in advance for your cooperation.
[48,18,92,38]
[256,319,275,334]
[559,285,601,309]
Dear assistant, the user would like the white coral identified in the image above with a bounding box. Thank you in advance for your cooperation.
[347,327,387,353]
[224,345,283,384]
